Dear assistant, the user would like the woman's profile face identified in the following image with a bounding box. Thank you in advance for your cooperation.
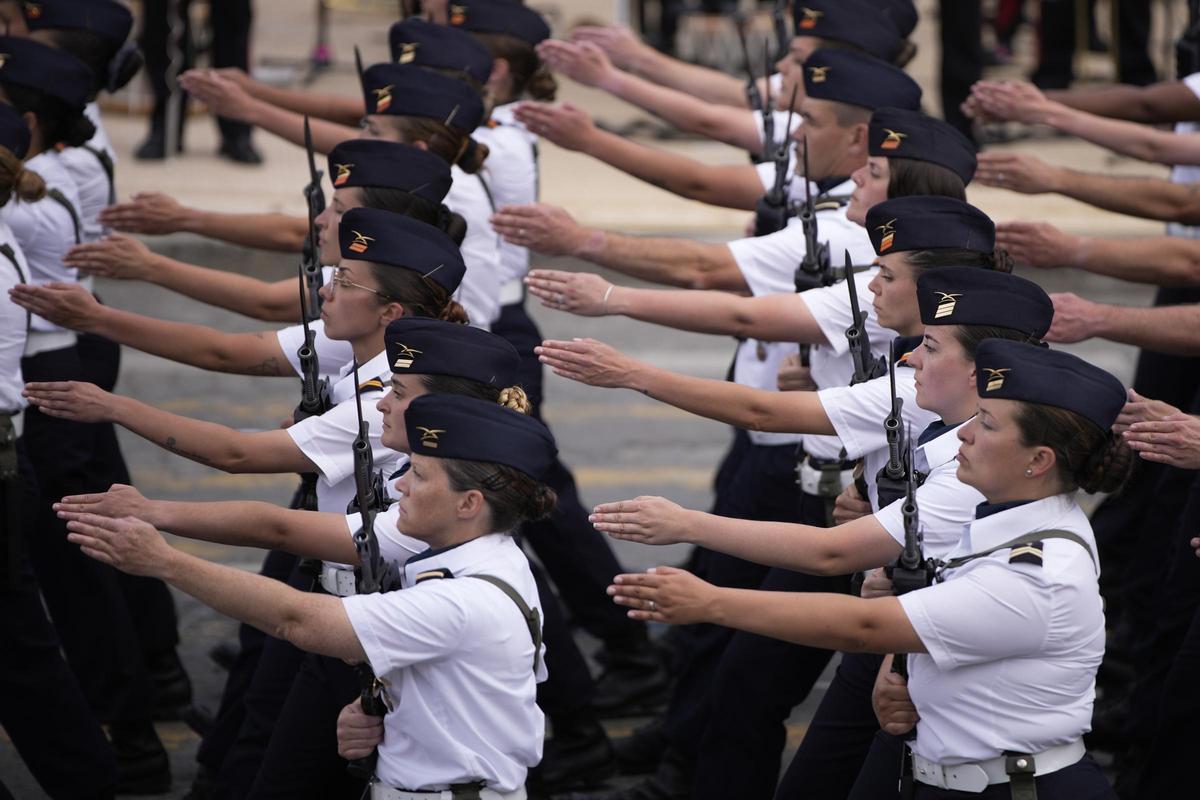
[906,326,976,417]
[376,373,427,452]
[955,397,1034,501]
[392,453,464,541]
[866,252,920,335]
[314,187,362,266]
[847,156,890,225]
[316,260,389,341]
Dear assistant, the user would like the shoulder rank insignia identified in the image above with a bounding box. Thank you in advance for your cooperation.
[416,567,455,583]
[357,378,385,393]
[1009,541,1044,567]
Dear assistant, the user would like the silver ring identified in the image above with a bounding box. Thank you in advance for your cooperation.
[648,599,656,612]
[557,293,565,306]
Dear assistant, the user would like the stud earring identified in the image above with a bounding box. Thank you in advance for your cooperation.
[1024,468,1033,477]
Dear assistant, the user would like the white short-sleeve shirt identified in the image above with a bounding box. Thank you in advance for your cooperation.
[446,165,502,328]
[286,349,401,513]
[898,494,1103,765]
[476,104,537,289]
[58,103,117,244]
[342,532,546,792]
[0,223,31,416]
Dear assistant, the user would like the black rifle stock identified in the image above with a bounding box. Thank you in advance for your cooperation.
[735,16,768,164]
[843,251,887,386]
[886,430,936,687]
[754,84,798,237]
[771,0,789,63]
[794,136,831,364]
[875,339,908,507]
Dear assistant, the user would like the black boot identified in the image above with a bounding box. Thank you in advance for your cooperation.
[110,720,172,795]
[533,708,617,794]
[135,97,185,160]
[566,748,692,800]
[218,134,263,165]
[613,717,669,775]
[148,649,192,720]
[592,632,670,718]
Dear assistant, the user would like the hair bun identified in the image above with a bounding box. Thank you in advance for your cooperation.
[497,385,532,414]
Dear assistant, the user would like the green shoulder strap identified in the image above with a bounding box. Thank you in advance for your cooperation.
[942,528,1098,574]
[469,574,542,673]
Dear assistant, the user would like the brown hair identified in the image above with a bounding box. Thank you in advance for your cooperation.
[904,247,1014,274]
[887,158,967,201]
[389,115,489,174]
[951,324,1043,359]
[442,458,557,531]
[0,147,45,205]
[418,374,533,415]
[1014,403,1134,494]
[358,185,468,246]
[471,32,557,102]
[367,263,470,324]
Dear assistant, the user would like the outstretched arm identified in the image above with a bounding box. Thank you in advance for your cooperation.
[490,204,748,290]
[524,269,827,343]
[1048,80,1200,123]
[55,485,357,564]
[535,338,837,434]
[589,495,901,574]
[513,103,765,210]
[608,567,923,654]
[67,513,365,661]
[22,382,314,474]
[996,223,1200,287]
[9,284,294,376]
[64,234,305,322]
[217,67,365,127]
[1048,293,1200,355]
[100,192,308,252]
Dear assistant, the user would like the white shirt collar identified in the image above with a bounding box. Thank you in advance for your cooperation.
[333,347,390,392]
[914,418,969,475]
[401,532,512,587]
[963,493,1079,554]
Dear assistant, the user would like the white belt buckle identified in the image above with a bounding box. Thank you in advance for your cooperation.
[320,564,358,597]
[912,754,989,792]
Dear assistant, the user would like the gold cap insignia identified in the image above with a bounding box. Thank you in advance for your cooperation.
[799,8,823,29]
[372,84,394,113]
[983,367,1011,392]
[417,426,445,448]
[934,291,963,319]
[449,4,467,25]
[397,42,420,65]
[22,3,41,20]
[876,218,897,252]
[0,53,9,69]
[348,230,375,254]
[333,163,354,187]
[392,344,422,369]
[808,65,830,84]
[880,129,907,151]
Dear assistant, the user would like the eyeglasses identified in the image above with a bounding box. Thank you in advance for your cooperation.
[330,267,394,302]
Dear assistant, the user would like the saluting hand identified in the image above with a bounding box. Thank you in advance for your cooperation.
[65,512,175,578]
[969,80,1057,126]
[536,40,619,91]
[490,203,597,256]
[1114,388,1179,435]
[179,68,257,123]
[569,25,649,72]
[1045,292,1103,344]
[974,152,1060,195]
[55,484,150,524]
[64,233,158,280]
[1124,413,1200,469]
[609,566,717,624]
[8,282,102,331]
[872,655,919,736]
[995,221,1083,269]
[23,381,117,423]
[535,337,640,389]
[513,101,598,152]
[337,698,385,760]
[525,269,614,316]
[99,192,194,235]
[590,496,691,546]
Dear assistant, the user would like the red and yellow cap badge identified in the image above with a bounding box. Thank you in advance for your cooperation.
[348,230,374,254]
[880,128,906,151]
[372,84,393,113]
[798,8,823,30]
[333,163,354,187]
[22,2,42,20]
[876,218,896,252]
[449,4,467,25]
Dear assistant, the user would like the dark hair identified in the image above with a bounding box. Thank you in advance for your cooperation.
[388,115,489,173]
[418,374,532,414]
[359,184,468,246]
[442,457,557,531]
[904,247,1014,274]
[1014,403,1134,494]
[367,263,470,324]
[894,41,918,69]
[951,324,1044,359]
[887,157,967,201]
[0,82,95,148]
[471,32,557,101]
[831,100,872,128]
[0,146,45,205]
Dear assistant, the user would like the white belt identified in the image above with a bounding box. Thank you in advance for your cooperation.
[371,783,526,800]
[319,563,358,597]
[499,278,524,307]
[797,459,854,498]
[23,329,77,357]
[911,740,1086,792]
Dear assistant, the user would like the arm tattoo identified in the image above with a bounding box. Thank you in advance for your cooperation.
[164,436,215,466]
[246,357,282,377]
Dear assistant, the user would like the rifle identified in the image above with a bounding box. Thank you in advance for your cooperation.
[874,339,908,508]
[843,250,887,386]
[735,16,769,165]
[885,430,937,684]
[345,359,396,780]
[794,136,832,364]
[753,83,797,237]
[301,116,325,319]
[771,0,789,63]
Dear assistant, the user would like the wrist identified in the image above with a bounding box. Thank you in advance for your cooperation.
[624,360,657,394]
[1044,166,1068,194]
[1071,235,1090,269]
[573,228,606,260]
[679,508,706,546]
[107,394,134,426]
[157,545,188,583]
[604,284,632,316]
[1089,302,1116,339]
[598,68,625,95]
[176,207,205,235]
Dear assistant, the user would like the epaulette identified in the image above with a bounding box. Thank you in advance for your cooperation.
[415,567,455,583]
[814,200,844,212]
[1008,541,1044,567]
[358,377,386,393]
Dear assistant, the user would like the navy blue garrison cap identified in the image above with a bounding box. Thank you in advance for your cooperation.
[873,0,919,38]
[406,394,558,482]
[449,0,552,46]
[361,62,484,132]
[386,318,520,386]
[975,340,1126,432]
[0,35,92,109]
[0,102,31,158]
[23,0,134,45]
[327,139,452,202]
[916,268,1052,338]
[339,207,466,293]
[793,1,906,64]
[869,108,976,183]
[388,18,494,85]
[803,49,921,112]
[866,196,994,255]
